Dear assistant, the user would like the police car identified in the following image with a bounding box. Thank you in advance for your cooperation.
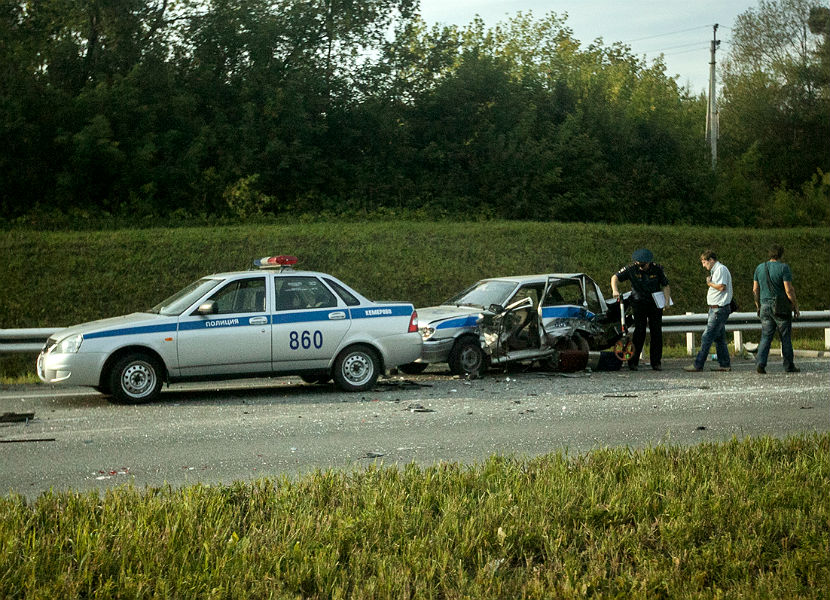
[401,273,625,375]
[37,256,421,403]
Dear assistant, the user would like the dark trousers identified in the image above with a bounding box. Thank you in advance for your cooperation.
[756,302,795,369]
[631,300,663,367]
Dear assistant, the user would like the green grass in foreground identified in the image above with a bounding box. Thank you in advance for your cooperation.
[1,435,828,599]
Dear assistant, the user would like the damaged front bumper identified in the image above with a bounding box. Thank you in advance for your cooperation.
[418,337,455,363]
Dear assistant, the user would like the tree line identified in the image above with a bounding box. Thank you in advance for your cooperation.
[1,0,828,227]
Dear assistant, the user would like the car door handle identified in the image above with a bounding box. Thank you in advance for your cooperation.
[328,311,346,320]
[249,316,268,325]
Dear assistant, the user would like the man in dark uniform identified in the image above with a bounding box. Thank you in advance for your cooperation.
[610,248,671,371]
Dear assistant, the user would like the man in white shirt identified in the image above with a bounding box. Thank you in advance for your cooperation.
[684,250,733,372]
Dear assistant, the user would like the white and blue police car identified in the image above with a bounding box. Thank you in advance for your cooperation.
[37,256,421,403]
[401,273,624,375]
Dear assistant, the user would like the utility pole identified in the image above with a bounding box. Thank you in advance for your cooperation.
[705,24,720,170]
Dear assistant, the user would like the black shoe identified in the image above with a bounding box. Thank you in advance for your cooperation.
[757,366,766,374]
[628,364,639,371]
[786,366,801,373]
[652,364,662,371]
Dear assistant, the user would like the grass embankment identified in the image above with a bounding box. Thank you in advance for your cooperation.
[2,222,827,325]
[1,222,828,378]
[1,435,827,598]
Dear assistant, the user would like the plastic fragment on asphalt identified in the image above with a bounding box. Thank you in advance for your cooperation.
[0,412,35,423]
[375,379,432,390]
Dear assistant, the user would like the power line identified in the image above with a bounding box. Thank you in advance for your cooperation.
[645,40,711,53]
[660,46,711,57]
[622,24,712,44]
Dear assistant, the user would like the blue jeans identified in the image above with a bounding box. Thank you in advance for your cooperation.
[756,302,795,369]
[694,306,731,369]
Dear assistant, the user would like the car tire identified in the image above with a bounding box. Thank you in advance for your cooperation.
[448,336,485,376]
[573,333,591,352]
[108,353,163,404]
[542,337,577,371]
[398,362,429,375]
[333,345,380,392]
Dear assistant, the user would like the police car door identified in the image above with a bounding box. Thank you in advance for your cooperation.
[176,275,271,377]
[540,277,585,340]
[271,275,351,369]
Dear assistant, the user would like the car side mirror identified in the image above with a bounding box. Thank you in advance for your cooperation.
[488,304,504,314]
[196,300,217,315]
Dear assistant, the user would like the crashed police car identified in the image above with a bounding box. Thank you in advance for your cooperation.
[400,273,628,376]
[38,256,421,403]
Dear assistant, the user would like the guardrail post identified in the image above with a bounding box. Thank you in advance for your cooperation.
[826,327,830,350]
[685,312,695,355]
[733,330,743,353]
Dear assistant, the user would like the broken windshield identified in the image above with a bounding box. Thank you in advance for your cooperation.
[446,280,517,309]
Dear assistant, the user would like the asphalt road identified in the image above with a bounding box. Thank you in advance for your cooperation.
[2,357,828,501]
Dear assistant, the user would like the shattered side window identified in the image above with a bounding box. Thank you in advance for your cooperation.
[545,280,583,306]
[585,281,603,314]
[508,285,542,308]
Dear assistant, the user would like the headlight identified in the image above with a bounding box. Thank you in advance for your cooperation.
[419,326,436,340]
[54,334,83,354]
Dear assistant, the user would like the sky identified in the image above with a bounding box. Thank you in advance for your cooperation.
[416,0,761,93]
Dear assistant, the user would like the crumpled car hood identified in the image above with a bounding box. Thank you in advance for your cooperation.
[418,304,483,327]
[418,305,482,328]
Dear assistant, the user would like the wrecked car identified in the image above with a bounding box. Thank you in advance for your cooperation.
[400,273,628,375]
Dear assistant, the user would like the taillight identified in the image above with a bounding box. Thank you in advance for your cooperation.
[408,310,419,333]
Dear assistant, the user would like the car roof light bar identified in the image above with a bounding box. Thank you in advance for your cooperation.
[253,255,298,271]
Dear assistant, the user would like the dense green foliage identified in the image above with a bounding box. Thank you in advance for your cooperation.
[2,221,827,330]
[1,0,828,227]
[1,435,827,598]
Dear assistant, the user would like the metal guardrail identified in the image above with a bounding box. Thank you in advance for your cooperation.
[663,310,830,355]
[0,328,64,354]
[2,311,829,355]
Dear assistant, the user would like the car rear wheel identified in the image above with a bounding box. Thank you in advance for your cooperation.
[448,337,485,376]
[108,353,163,404]
[542,337,577,371]
[398,362,429,375]
[572,333,591,352]
[333,345,380,392]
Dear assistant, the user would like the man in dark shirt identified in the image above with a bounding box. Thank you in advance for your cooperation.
[611,248,672,371]
[752,244,800,374]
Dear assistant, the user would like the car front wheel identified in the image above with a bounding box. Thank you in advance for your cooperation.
[333,345,380,392]
[108,353,163,404]
[448,337,485,376]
